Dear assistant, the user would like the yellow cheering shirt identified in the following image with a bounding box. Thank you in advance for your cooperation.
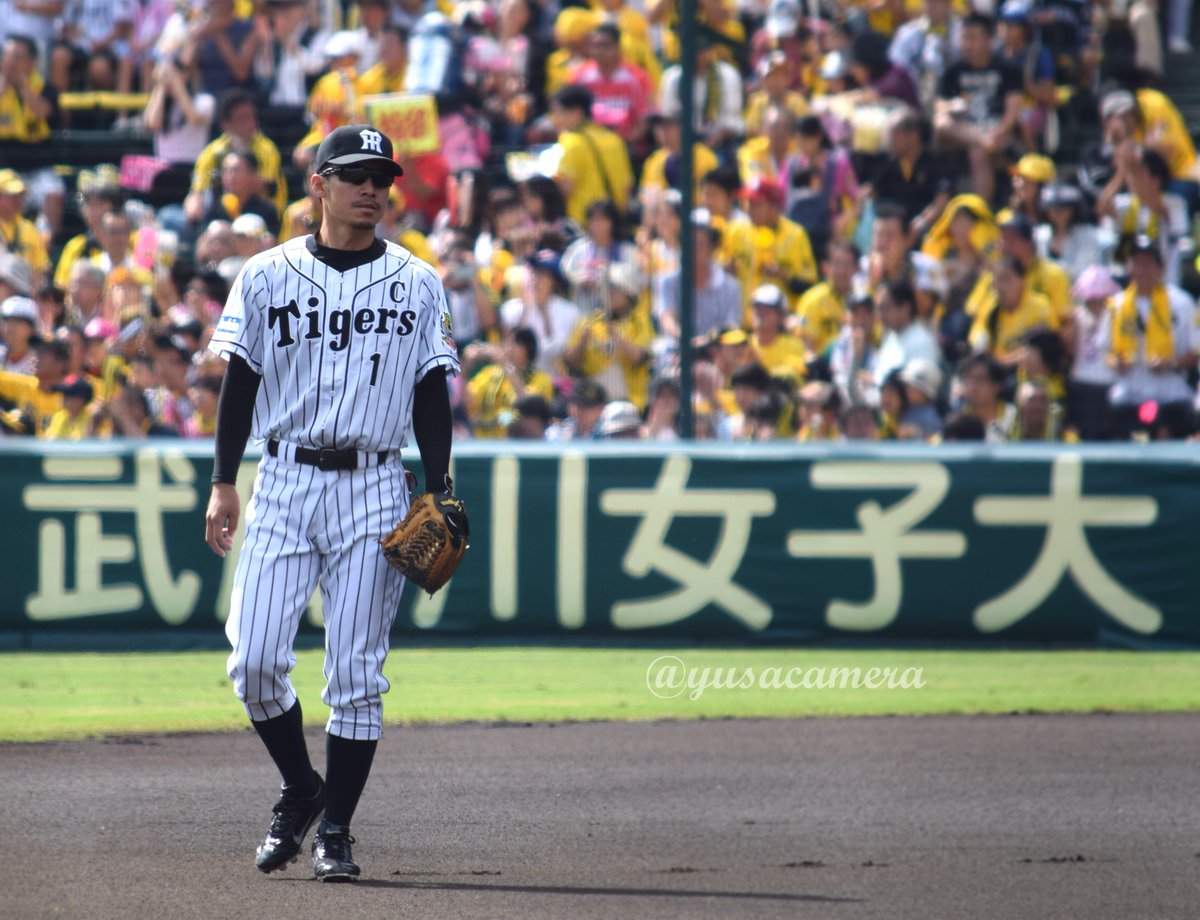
[565,307,655,410]
[1135,88,1199,181]
[355,63,408,98]
[743,91,809,137]
[0,71,51,142]
[752,332,809,379]
[1026,257,1071,328]
[556,122,633,225]
[466,364,555,438]
[43,407,93,440]
[640,142,719,204]
[0,215,48,274]
[723,217,818,317]
[794,281,848,356]
[1111,283,1174,364]
[298,68,362,154]
[192,133,287,220]
[0,370,61,435]
[969,290,1053,360]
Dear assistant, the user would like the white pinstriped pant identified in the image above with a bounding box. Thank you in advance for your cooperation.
[226,452,410,741]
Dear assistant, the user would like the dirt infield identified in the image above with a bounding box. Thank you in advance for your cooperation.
[3,714,1198,919]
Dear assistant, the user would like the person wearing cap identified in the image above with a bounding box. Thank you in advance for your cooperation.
[0,35,53,143]
[995,1,1056,152]
[723,176,817,316]
[897,357,944,440]
[565,257,652,400]
[548,84,633,226]
[547,380,609,440]
[1101,88,1198,203]
[466,326,555,438]
[568,22,655,144]
[187,89,287,224]
[1034,181,1105,282]
[1000,153,1055,226]
[748,282,807,379]
[744,50,809,137]
[0,335,69,435]
[43,375,98,440]
[968,254,1052,369]
[594,398,644,439]
[655,208,743,343]
[1,295,40,374]
[145,332,196,434]
[934,11,1023,204]
[1106,235,1197,440]
[640,111,720,214]
[1098,146,1191,288]
[546,7,603,96]
[0,169,49,280]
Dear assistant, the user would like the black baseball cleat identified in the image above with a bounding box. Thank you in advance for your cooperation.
[312,819,361,882]
[255,773,327,873]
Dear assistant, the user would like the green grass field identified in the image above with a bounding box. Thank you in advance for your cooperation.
[1,647,1198,743]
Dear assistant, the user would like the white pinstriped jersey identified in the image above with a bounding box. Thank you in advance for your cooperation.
[209,236,460,453]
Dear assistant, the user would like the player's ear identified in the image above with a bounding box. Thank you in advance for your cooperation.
[309,174,327,200]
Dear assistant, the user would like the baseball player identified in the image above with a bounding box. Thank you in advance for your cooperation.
[204,124,460,881]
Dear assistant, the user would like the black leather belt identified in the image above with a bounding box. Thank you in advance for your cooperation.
[267,438,389,472]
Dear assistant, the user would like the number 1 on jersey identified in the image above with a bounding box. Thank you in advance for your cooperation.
[369,352,381,386]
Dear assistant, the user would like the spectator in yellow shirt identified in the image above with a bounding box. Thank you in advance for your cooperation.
[639,112,719,217]
[355,24,408,97]
[0,336,69,435]
[54,172,122,290]
[737,103,797,186]
[748,283,808,379]
[794,240,857,358]
[969,254,1052,369]
[999,212,1070,327]
[563,262,654,409]
[549,85,633,226]
[185,89,287,223]
[722,176,818,317]
[295,31,364,169]
[465,327,556,438]
[743,50,809,137]
[43,375,97,440]
[0,35,53,143]
[0,169,49,279]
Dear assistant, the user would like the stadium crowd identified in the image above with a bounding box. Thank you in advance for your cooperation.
[0,0,1197,443]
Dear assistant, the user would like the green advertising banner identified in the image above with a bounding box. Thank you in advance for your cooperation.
[0,441,1197,646]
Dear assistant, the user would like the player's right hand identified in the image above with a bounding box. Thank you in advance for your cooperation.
[205,483,240,558]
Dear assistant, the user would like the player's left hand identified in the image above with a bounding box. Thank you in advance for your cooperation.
[205,483,241,558]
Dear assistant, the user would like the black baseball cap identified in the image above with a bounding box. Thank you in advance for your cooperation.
[314,124,404,177]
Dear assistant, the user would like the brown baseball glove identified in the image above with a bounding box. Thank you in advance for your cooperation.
[380,492,470,595]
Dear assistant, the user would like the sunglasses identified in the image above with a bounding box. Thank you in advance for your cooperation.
[320,167,393,190]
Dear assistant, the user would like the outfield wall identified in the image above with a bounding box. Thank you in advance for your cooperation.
[1,441,1197,647]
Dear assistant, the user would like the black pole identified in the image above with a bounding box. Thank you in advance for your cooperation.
[676,0,696,439]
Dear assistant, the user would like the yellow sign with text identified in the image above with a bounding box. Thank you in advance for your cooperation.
[363,93,439,155]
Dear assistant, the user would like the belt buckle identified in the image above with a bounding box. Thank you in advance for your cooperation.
[317,448,345,471]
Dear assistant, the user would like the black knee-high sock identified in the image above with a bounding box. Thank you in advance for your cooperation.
[324,734,378,827]
[251,700,318,795]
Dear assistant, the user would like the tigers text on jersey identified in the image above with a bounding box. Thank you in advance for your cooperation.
[209,236,460,453]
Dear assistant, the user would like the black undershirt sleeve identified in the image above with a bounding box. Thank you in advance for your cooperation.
[411,367,453,493]
[211,354,262,485]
